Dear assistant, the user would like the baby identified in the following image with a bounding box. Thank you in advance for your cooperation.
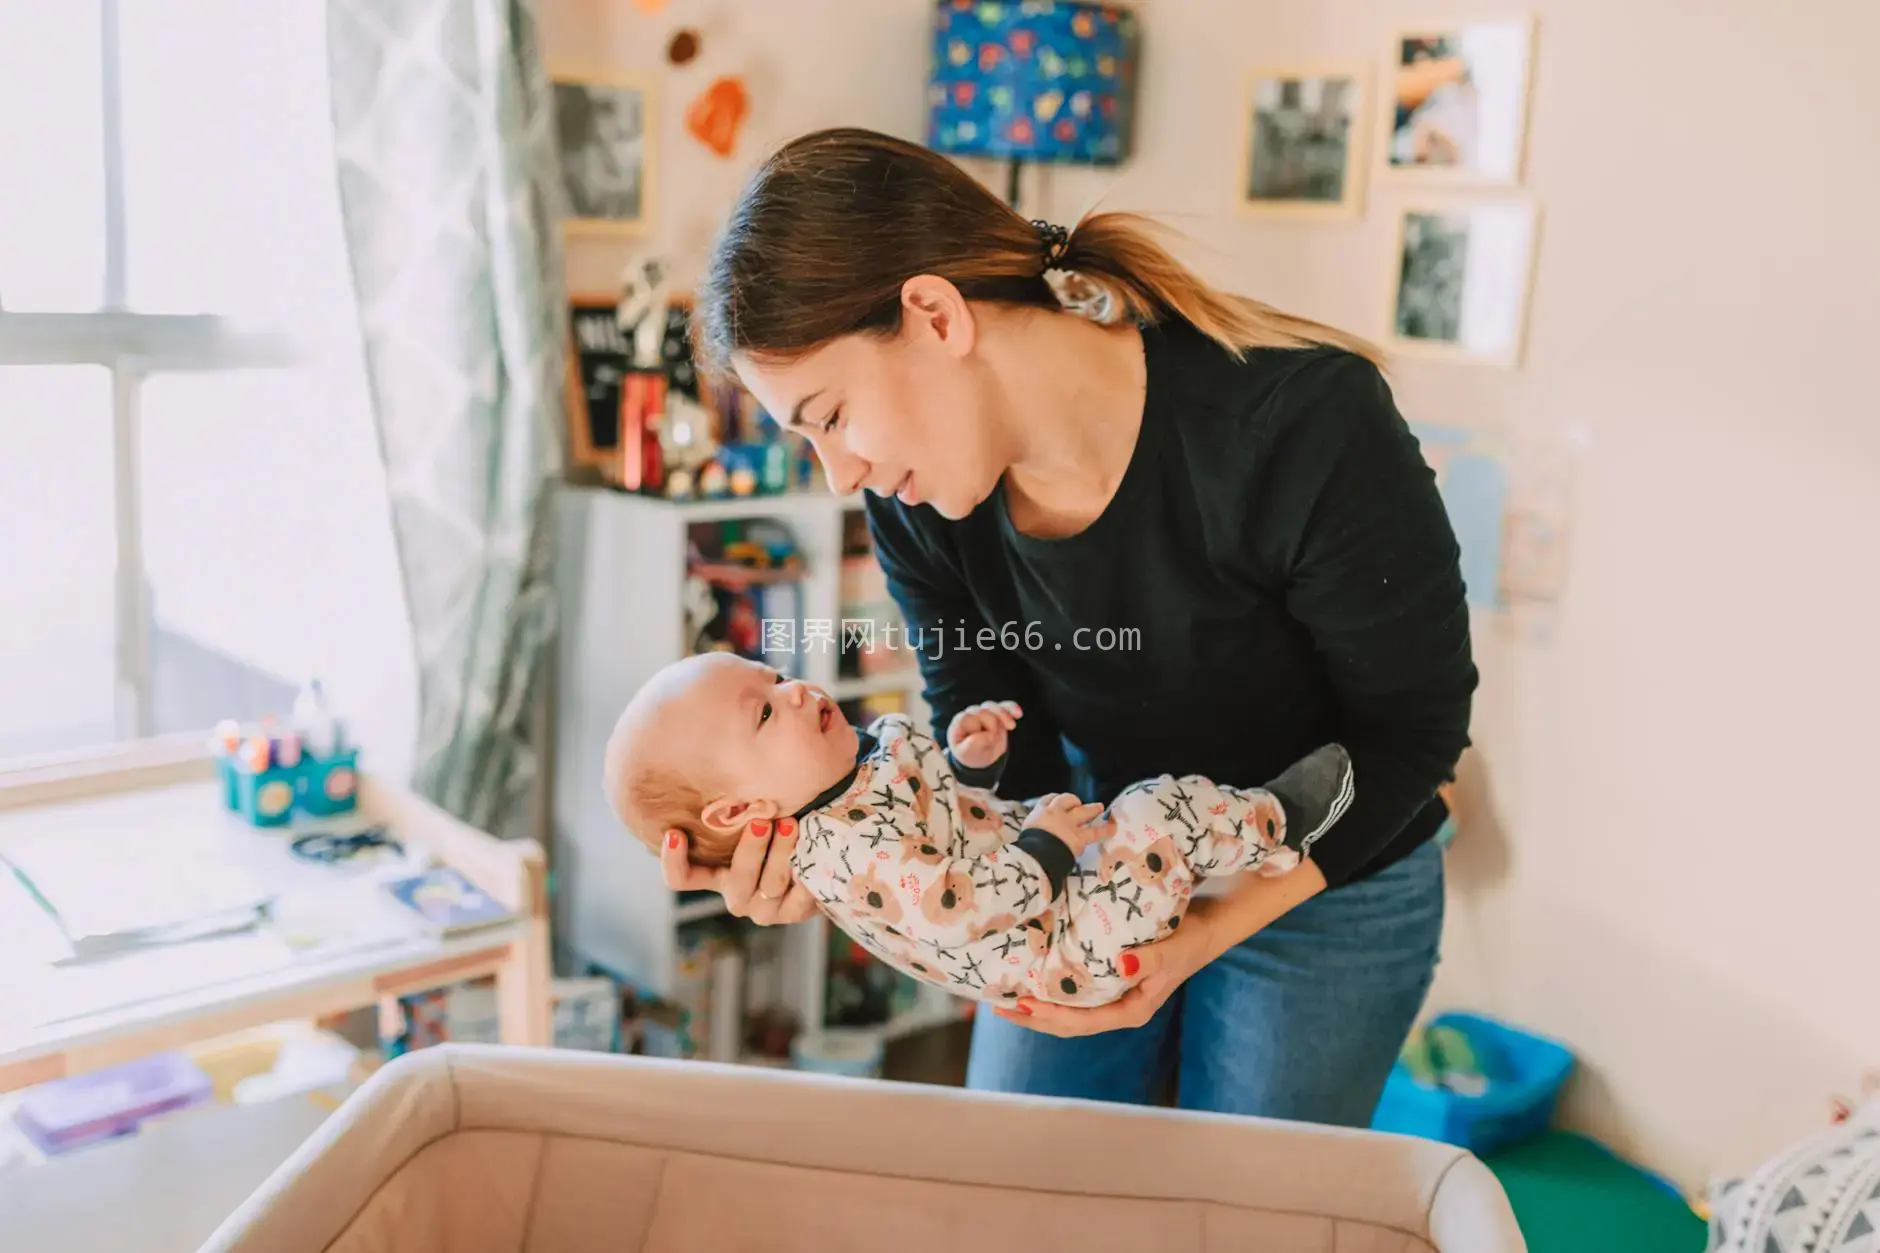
[604,652,1354,1007]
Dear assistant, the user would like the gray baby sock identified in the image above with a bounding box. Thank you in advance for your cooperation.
[1266,745,1355,852]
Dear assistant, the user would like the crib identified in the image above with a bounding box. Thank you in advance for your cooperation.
[199,1043,1525,1252]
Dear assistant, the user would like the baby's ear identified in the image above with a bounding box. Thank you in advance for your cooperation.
[699,795,781,835]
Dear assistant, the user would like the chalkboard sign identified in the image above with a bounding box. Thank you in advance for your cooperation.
[565,296,630,470]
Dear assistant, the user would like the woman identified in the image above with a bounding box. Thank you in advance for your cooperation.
[658,128,1476,1127]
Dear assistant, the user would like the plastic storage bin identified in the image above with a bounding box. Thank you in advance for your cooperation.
[12,1052,214,1156]
[1371,1012,1574,1156]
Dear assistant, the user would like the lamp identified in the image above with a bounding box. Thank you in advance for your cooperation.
[926,0,1140,207]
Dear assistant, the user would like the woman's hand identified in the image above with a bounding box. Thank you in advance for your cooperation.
[993,860,1329,1036]
[993,898,1227,1035]
[659,818,819,926]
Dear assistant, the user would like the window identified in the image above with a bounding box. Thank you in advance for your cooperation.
[0,0,413,768]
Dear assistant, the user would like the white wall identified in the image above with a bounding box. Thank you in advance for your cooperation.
[540,0,1880,1187]
[1036,0,1880,1187]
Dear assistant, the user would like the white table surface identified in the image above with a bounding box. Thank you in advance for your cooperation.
[0,780,524,1066]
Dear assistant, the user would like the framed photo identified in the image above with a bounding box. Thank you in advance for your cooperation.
[550,69,656,235]
[1382,17,1536,184]
[1238,64,1371,218]
[1385,202,1541,367]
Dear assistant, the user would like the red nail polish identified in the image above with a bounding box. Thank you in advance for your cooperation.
[1120,953,1140,977]
[665,831,683,850]
[777,817,797,837]
[1016,1002,1033,1015]
[749,819,771,837]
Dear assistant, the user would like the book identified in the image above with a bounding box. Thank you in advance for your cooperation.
[382,867,513,937]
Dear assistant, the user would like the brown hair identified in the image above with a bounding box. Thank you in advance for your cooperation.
[615,763,741,869]
[603,723,740,869]
[694,127,1381,374]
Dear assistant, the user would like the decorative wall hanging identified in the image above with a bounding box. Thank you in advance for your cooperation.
[686,75,750,159]
[925,0,1140,207]
[667,28,701,67]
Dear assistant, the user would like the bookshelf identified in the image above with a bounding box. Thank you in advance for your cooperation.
[549,483,968,1068]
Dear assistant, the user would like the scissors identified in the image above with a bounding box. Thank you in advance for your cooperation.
[290,825,404,864]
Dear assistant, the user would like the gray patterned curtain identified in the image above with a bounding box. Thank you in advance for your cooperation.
[325,0,567,832]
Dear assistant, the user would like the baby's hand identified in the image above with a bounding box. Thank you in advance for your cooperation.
[1023,793,1111,858]
[947,700,1022,770]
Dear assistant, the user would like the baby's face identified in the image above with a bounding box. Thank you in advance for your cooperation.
[666,653,859,826]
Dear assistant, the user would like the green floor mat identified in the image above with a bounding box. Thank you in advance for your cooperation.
[1485,1132,1708,1253]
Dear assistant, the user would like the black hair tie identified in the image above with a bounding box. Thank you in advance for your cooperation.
[1032,219,1072,272]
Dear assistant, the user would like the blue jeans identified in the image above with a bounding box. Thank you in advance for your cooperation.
[964,840,1446,1127]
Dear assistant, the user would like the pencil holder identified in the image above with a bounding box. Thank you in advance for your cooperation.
[215,754,242,810]
[235,763,303,827]
[298,748,361,817]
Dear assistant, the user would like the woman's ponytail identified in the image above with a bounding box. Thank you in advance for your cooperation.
[1055,211,1385,366]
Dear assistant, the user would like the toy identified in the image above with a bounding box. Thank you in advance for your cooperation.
[659,392,718,497]
[682,575,719,653]
[659,302,702,405]
[743,520,801,567]
[615,256,670,371]
[760,440,790,494]
[723,592,760,657]
[698,459,729,498]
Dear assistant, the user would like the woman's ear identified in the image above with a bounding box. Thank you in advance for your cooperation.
[900,274,976,359]
[699,794,782,836]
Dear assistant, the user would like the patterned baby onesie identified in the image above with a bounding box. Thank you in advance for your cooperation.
[789,713,1354,1007]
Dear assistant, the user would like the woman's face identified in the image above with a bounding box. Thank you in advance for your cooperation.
[731,284,1008,520]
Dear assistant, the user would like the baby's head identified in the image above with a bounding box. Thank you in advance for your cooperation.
[604,652,860,867]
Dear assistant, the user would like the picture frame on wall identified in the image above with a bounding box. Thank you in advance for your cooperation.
[1384,201,1541,368]
[1237,64,1371,218]
[550,68,657,235]
[563,293,632,475]
[1382,16,1536,185]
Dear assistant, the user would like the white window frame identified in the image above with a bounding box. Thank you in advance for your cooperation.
[0,0,295,768]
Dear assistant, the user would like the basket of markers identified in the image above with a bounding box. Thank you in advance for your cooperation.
[211,681,360,827]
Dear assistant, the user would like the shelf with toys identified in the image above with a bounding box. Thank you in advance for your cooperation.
[551,266,959,1077]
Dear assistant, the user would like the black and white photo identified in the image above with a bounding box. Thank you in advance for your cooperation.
[1387,203,1540,366]
[1240,66,1369,217]
[552,70,655,234]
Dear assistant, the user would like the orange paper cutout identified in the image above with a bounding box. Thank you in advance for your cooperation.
[686,75,750,159]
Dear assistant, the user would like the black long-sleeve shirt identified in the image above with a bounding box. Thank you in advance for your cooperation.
[864,316,1477,890]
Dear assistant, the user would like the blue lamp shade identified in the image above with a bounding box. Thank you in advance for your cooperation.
[927,0,1139,165]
